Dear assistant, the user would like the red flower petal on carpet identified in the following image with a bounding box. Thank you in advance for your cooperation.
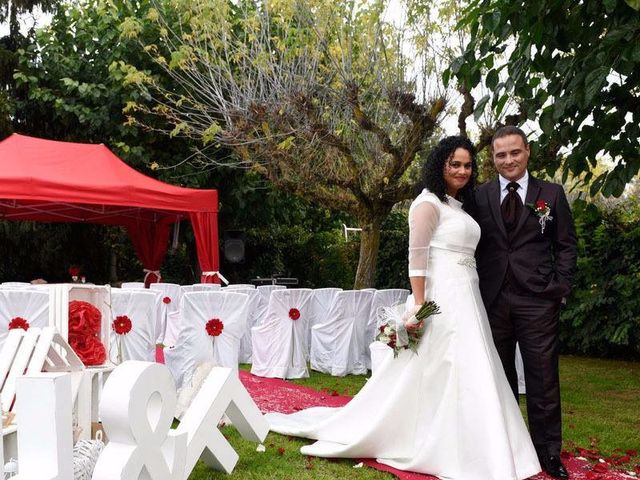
[593,463,609,473]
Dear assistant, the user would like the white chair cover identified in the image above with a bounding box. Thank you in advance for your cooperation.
[255,285,286,326]
[110,289,159,362]
[180,284,222,293]
[250,288,314,379]
[164,291,248,389]
[0,290,49,351]
[121,282,145,289]
[366,288,410,368]
[150,282,182,346]
[1,282,31,288]
[235,288,262,364]
[310,290,373,376]
[309,288,342,347]
[225,284,256,290]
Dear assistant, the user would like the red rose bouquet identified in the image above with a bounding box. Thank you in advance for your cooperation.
[376,301,441,357]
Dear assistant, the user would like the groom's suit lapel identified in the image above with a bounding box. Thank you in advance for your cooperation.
[487,179,507,239]
[512,175,541,239]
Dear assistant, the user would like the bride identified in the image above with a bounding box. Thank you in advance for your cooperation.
[266,136,542,480]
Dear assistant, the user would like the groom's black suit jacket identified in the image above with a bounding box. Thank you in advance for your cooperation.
[474,176,578,307]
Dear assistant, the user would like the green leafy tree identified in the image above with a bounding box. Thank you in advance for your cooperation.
[122,0,454,288]
[7,0,354,285]
[7,0,210,282]
[1,0,59,137]
[453,0,640,196]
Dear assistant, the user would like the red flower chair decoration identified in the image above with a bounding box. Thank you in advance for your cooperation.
[205,318,224,337]
[8,316,30,331]
[112,315,132,335]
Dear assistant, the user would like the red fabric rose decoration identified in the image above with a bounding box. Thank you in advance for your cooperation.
[536,200,547,209]
[288,308,300,321]
[68,266,81,277]
[69,300,101,336]
[69,334,106,366]
[69,300,106,366]
[163,296,171,304]
[205,318,224,337]
[8,317,29,331]
[112,315,132,335]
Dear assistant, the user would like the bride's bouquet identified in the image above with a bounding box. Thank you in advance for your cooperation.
[376,301,441,357]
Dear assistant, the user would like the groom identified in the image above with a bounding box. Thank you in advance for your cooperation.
[474,126,577,479]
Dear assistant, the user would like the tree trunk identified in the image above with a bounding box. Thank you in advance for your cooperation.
[109,247,118,284]
[353,217,383,289]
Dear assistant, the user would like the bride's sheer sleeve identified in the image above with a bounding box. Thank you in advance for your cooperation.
[408,201,440,277]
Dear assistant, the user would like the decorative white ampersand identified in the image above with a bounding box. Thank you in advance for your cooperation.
[92,362,187,479]
[92,361,268,480]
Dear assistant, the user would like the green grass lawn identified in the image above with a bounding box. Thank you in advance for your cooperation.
[187,356,640,479]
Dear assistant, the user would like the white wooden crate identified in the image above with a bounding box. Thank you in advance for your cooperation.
[47,284,112,366]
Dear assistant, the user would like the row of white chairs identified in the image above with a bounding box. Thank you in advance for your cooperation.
[0,281,527,394]
[0,284,408,375]
[251,288,409,379]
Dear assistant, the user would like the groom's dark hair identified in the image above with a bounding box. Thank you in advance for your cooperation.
[491,125,529,149]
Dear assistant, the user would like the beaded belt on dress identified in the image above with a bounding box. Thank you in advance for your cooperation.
[430,241,477,268]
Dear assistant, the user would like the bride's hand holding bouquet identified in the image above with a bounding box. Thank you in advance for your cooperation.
[376,301,441,357]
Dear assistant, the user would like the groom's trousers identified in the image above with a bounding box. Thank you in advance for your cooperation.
[487,281,562,459]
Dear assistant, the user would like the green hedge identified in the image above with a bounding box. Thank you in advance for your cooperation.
[560,199,640,358]
[217,225,359,289]
[217,209,409,290]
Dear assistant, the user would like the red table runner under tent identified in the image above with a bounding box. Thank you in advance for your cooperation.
[0,133,222,285]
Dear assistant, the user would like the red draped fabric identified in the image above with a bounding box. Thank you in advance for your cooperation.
[126,221,173,287]
[190,212,221,284]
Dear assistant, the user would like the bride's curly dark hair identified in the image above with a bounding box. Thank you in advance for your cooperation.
[421,136,478,212]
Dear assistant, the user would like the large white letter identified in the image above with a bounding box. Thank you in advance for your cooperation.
[92,361,186,480]
[14,372,73,480]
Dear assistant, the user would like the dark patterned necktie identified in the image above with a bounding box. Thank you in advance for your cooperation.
[501,181,522,231]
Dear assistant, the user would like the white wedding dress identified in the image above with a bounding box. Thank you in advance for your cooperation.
[266,189,541,480]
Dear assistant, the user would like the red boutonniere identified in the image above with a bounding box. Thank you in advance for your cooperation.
[288,308,300,321]
[205,318,224,337]
[8,317,30,330]
[526,199,553,234]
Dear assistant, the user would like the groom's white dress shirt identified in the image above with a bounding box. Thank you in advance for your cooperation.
[499,170,529,204]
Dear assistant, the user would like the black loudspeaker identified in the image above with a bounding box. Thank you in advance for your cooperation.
[223,230,245,263]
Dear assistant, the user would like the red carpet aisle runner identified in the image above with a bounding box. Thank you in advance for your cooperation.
[239,371,636,480]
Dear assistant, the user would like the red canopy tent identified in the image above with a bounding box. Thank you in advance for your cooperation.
[0,133,223,285]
